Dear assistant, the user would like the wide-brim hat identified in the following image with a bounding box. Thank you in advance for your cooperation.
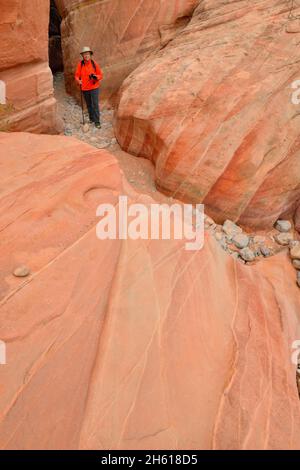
[80,46,93,55]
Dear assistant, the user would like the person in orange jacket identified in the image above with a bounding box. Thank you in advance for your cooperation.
[75,46,103,128]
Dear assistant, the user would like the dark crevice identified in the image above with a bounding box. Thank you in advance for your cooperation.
[297,350,300,398]
[49,0,64,73]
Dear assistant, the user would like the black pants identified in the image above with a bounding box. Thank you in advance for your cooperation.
[83,88,100,124]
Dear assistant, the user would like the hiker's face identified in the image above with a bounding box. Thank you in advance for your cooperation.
[83,52,91,61]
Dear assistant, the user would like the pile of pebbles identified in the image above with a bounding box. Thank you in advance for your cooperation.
[204,215,300,285]
[63,108,115,150]
[204,216,275,264]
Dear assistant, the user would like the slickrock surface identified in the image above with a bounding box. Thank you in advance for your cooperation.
[115,0,300,230]
[0,1,61,133]
[55,0,199,103]
[0,132,299,450]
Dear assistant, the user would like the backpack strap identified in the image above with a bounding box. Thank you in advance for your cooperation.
[79,59,84,79]
[79,59,96,78]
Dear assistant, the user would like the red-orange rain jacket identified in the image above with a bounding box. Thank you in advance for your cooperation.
[75,59,103,91]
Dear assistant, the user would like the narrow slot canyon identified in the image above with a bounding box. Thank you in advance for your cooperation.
[48,0,167,201]
[49,0,63,74]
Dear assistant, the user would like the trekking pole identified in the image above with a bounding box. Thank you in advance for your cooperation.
[80,85,85,125]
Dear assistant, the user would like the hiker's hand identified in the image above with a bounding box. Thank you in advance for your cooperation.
[77,79,82,86]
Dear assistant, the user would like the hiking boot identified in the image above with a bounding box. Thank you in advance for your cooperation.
[95,122,101,129]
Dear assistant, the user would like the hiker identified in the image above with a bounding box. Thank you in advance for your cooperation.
[75,46,103,128]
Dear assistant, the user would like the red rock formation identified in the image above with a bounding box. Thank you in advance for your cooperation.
[55,0,199,103]
[0,0,61,133]
[0,132,299,450]
[115,0,300,230]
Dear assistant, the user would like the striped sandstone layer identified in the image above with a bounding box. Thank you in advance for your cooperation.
[115,0,300,230]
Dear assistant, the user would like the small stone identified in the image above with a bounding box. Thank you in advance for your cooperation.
[260,245,271,257]
[232,233,249,249]
[214,232,223,241]
[13,265,30,277]
[292,259,300,269]
[275,219,292,233]
[239,247,255,262]
[222,220,242,237]
[83,123,90,133]
[274,232,293,246]
[290,242,300,259]
[204,215,214,226]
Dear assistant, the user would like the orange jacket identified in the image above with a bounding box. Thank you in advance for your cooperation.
[75,59,103,91]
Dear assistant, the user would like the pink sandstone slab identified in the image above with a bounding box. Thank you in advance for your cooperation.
[0,132,299,449]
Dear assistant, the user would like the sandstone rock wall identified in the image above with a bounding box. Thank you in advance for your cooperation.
[115,0,300,230]
[0,132,299,449]
[0,0,61,133]
[55,0,199,104]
